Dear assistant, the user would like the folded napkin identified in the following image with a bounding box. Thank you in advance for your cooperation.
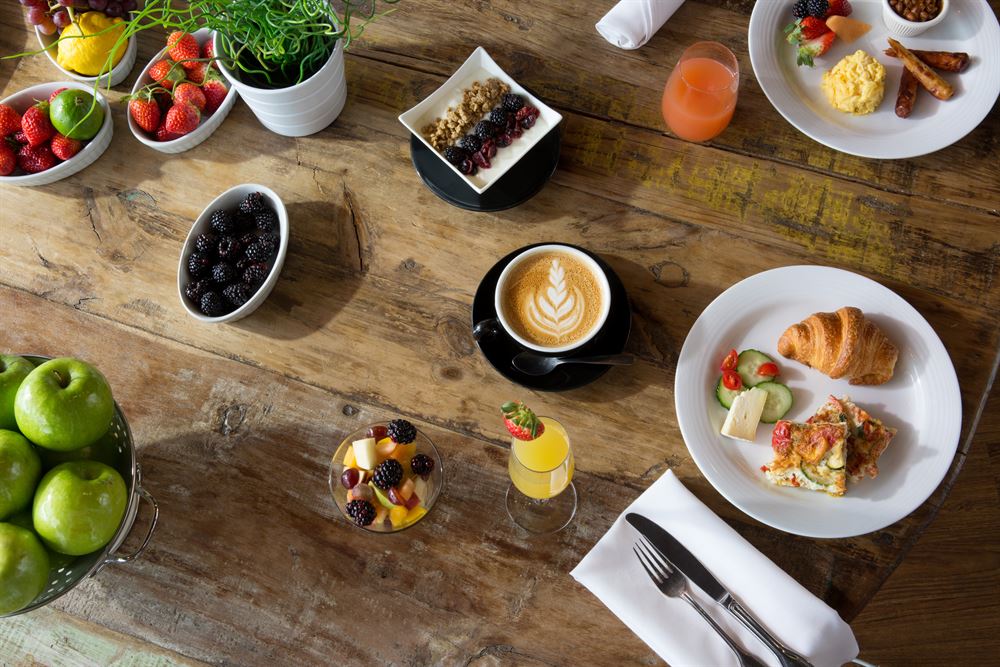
[571,470,859,667]
[596,0,686,50]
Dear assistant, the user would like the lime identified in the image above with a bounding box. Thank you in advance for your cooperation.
[49,90,104,140]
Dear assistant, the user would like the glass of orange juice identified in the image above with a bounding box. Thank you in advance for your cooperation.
[661,41,739,142]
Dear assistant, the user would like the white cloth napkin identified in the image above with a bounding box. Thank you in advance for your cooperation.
[595,0,686,50]
[571,470,859,667]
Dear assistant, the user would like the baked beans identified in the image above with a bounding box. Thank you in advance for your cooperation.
[889,0,942,22]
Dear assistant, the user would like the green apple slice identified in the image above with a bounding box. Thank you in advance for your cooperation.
[370,482,395,510]
[352,437,377,470]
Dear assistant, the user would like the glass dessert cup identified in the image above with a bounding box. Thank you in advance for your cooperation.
[328,422,444,533]
[506,416,577,534]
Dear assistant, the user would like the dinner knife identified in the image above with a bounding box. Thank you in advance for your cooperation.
[626,513,813,667]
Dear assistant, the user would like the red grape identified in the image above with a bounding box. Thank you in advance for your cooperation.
[367,425,388,440]
[53,9,71,29]
[26,7,46,24]
[340,468,360,490]
[37,18,57,35]
[121,0,136,11]
[105,0,122,16]
[89,0,108,10]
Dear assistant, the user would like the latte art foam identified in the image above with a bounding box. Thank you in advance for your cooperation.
[501,251,605,348]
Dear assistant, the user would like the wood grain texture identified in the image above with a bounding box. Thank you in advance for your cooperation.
[0,0,998,664]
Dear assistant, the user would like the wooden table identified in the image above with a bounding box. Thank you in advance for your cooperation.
[1,1,998,664]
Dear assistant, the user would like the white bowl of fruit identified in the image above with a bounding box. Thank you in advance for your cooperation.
[329,419,444,533]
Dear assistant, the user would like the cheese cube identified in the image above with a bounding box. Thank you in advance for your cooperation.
[721,387,768,442]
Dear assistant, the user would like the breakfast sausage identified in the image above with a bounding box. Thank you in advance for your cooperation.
[895,68,918,118]
[887,38,954,100]
[884,48,970,72]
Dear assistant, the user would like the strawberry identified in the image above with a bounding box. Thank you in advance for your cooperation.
[128,92,161,134]
[12,130,27,146]
[0,143,16,176]
[202,39,218,68]
[201,76,228,114]
[154,120,180,142]
[48,87,68,103]
[784,17,830,43]
[173,82,206,112]
[149,59,183,90]
[17,143,57,173]
[0,104,21,137]
[164,102,201,136]
[795,32,836,66]
[50,133,82,160]
[167,32,200,70]
[500,401,544,441]
[22,102,54,147]
[825,0,852,18]
[186,61,208,84]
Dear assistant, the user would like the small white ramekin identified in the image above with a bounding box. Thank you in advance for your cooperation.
[35,23,137,87]
[881,0,950,37]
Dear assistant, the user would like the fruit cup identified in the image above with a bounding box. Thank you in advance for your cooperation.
[328,421,444,533]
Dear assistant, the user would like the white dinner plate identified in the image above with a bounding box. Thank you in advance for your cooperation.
[674,266,961,538]
[748,0,1000,158]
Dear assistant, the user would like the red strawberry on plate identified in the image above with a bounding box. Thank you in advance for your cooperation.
[48,87,68,103]
[202,39,218,68]
[785,16,831,43]
[17,143,57,173]
[128,92,161,134]
[201,76,228,114]
[22,101,54,147]
[50,133,82,160]
[186,61,208,84]
[825,0,852,18]
[164,102,201,136]
[795,31,836,67]
[501,401,544,441]
[167,31,200,70]
[0,143,16,176]
[149,59,183,90]
[173,82,206,112]
[0,103,21,137]
[154,120,180,143]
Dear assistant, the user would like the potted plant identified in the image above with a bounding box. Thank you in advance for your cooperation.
[6,0,401,137]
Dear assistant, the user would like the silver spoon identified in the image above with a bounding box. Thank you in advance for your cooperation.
[512,352,634,376]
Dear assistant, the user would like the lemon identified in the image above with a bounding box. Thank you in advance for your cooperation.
[56,12,127,77]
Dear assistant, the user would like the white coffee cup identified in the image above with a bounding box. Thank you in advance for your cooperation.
[492,244,612,354]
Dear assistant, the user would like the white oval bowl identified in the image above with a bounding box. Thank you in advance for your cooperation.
[177,184,289,323]
[881,0,950,37]
[35,19,137,87]
[128,28,238,154]
[0,81,113,187]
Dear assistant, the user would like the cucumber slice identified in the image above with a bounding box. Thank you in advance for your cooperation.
[715,375,745,409]
[736,349,776,387]
[755,381,793,423]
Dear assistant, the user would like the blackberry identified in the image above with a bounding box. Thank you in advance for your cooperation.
[804,0,828,16]
[211,262,236,284]
[255,208,278,234]
[194,232,217,254]
[501,93,524,112]
[239,191,267,216]
[372,459,403,490]
[488,107,508,126]
[184,279,211,303]
[217,236,240,262]
[457,135,482,153]
[387,419,417,444]
[495,132,513,148]
[246,237,276,262]
[199,291,226,317]
[410,454,434,477]
[473,120,496,140]
[345,499,376,526]
[187,251,212,277]
[443,146,467,165]
[238,232,259,250]
[223,283,250,307]
[243,263,270,286]
[792,0,809,17]
[209,209,234,235]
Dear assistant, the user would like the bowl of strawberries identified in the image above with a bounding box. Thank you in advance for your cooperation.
[0,81,113,187]
[126,29,237,154]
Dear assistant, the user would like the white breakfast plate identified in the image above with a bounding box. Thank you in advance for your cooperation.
[748,0,1000,158]
[674,266,961,538]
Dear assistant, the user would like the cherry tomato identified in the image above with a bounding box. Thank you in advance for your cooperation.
[720,349,738,371]
[771,421,791,449]
[721,370,742,391]
[757,362,779,377]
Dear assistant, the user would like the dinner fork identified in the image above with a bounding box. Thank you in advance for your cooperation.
[634,539,769,667]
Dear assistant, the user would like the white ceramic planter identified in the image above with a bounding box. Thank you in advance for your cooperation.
[214,34,346,137]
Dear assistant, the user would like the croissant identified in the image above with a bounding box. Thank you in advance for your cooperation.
[777,307,898,385]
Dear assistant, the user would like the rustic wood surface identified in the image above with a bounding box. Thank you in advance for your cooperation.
[1,0,998,664]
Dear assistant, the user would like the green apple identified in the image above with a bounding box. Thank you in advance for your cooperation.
[6,511,76,571]
[15,358,114,452]
[0,430,41,521]
[0,355,34,430]
[0,523,49,615]
[33,461,127,556]
[38,427,121,471]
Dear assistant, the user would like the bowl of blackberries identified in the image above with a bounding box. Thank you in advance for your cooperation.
[177,184,288,322]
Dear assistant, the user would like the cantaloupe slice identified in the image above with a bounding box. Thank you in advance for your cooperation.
[826,16,870,43]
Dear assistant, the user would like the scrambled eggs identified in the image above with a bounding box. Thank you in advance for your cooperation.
[821,50,886,115]
[57,12,126,77]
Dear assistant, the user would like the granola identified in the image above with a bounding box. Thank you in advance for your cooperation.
[421,78,510,151]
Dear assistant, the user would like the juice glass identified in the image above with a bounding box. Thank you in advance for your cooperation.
[661,41,739,142]
[506,416,576,533]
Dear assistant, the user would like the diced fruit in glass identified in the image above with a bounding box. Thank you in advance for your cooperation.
[375,438,397,459]
[387,486,407,506]
[389,505,408,527]
[353,438,378,470]
[389,443,417,463]
[413,477,430,507]
[348,482,372,502]
[341,468,360,490]
[374,504,388,525]
[370,482,395,510]
[403,492,420,510]
[368,425,388,440]
[342,445,356,468]
[404,506,427,525]
[399,478,415,501]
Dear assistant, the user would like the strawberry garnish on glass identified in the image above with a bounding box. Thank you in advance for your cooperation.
[501,401,545,440]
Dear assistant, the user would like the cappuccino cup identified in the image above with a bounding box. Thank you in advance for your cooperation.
[490,245,611,354]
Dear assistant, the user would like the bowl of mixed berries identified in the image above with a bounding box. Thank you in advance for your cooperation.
[178,184,288,322]
[329,419,444,533]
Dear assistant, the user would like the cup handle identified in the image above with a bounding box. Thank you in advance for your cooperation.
[94,464,159,575]
[472,318,501,342]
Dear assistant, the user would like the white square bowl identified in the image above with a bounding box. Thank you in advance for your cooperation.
[398,46,562,195]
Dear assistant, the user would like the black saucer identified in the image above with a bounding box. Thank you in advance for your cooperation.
[471,243,632,391]
[409,128,561,212]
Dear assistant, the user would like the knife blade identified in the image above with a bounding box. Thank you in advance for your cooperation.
[625,512,813,667]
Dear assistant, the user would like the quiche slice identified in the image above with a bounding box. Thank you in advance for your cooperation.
[763,420,848,497]
[809,395,896,482]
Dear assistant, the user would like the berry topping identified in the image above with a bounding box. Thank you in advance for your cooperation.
[345,499,376,526]
[443,146,467,165]
[410,454,434,477]
[501,93,524,112]
[387,419,417,444]
[473,120,496,139]
[488,107,509,126]
[457,134,482,153]
[372,459,404,490]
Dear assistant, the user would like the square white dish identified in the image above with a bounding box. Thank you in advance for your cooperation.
[398,46,562,195]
